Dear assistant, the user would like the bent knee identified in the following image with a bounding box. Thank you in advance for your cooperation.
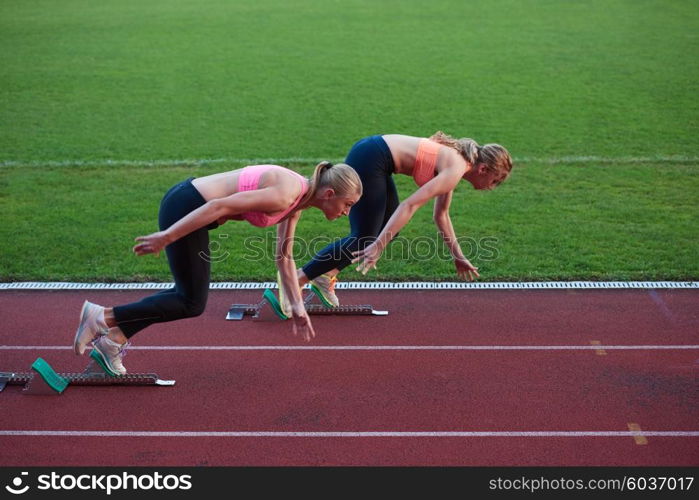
[182,299,207,318]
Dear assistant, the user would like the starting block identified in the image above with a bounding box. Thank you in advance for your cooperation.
[226,288,389,321]
[0,355,175,396]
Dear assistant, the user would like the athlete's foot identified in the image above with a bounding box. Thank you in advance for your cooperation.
[310,274,339,308]
[91,335,128,375]
[73,301,108,355]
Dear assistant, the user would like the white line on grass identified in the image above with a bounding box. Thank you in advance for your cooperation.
[2,345,698,351]
[1,158,336,168]
[2,155,698,169]
[0,430,697,438]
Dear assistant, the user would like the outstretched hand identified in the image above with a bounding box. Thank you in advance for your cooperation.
[133,231,171,256]
[351,243,383,275]
[292,311,316,342]
[454,257,480,281]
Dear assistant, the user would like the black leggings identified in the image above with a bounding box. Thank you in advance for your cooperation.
[302,135,399,279]
[113,178,216,338]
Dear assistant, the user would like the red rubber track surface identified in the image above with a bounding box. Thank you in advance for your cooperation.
[0,289,697,466]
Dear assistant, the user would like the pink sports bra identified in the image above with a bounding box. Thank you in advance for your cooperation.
[233,165,309,227]
[412,139,442,187]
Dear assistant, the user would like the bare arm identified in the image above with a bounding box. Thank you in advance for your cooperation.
[381,169,464,249]
[352,164,466,274]
[276,211,316,341]
[433,191,463,259]
[433,191,480,281]
[133,187,289,256]
[276,211,304,312]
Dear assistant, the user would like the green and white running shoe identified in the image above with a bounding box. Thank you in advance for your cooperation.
[91,335,128,376]
[310,274,339,308]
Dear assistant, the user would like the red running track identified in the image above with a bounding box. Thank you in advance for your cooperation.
[0,288,697,466]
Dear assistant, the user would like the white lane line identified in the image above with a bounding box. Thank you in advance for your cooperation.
[1,345,698,351]
[2,281,698,290]
[0,430,697,438]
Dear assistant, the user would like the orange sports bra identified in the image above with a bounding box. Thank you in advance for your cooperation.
[412,139,441,187]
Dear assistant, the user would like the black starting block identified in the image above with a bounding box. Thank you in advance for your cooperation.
[226,288,389,321]
[0,355,175,396]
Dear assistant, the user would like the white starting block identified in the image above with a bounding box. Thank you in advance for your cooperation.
[226,288,389,321]
[0,355,175,396]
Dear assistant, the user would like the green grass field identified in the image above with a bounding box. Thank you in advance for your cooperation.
[1,0,697,281]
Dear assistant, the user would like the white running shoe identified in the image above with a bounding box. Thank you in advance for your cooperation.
[310,274,339,308]
[92,335,128,376]
[73,300,108,355]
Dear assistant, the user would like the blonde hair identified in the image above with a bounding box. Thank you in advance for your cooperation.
[301,161,362,204]
[429,131,513,182]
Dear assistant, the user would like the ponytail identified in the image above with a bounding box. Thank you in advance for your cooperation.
[429,131,478,164]
[300,161,362,206]
[459,139,479,165]
[429,130,513,180]
[309,161,334,193]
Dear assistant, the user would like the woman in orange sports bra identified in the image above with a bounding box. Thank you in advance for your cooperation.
[286,132,512,310]
[71,162,362,375]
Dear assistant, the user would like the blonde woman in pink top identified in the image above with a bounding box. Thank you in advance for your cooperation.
[72,162,362,375]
